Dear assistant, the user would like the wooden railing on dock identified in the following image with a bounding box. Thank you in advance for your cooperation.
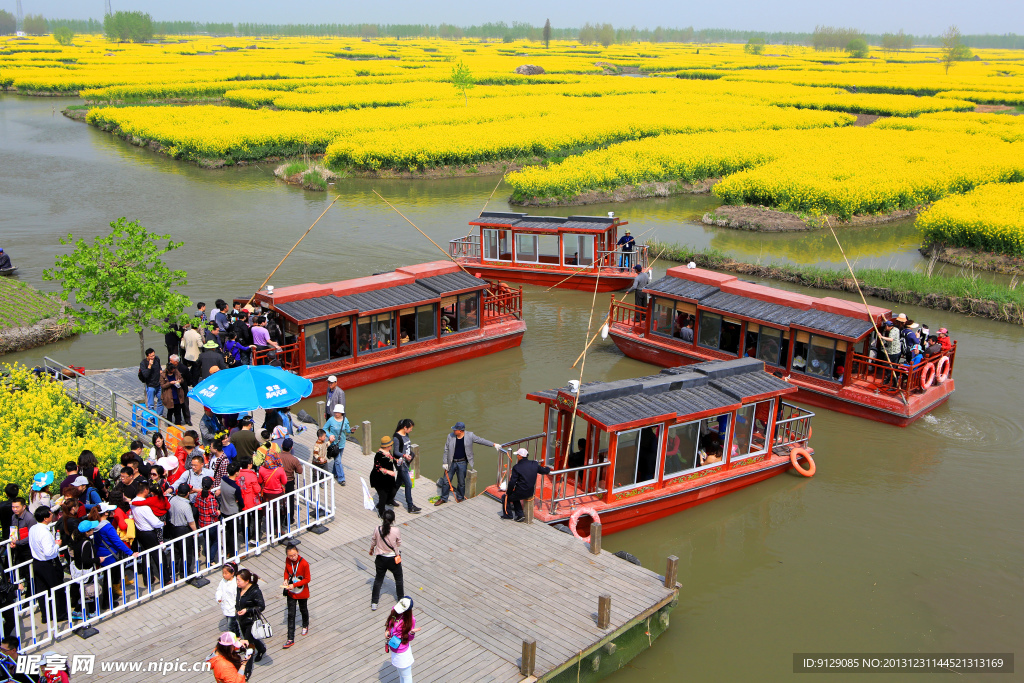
[252,340,302,372]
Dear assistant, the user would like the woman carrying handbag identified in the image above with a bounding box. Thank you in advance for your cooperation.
[368,509,403,612]
[235,569,268,679]
[385,597,420,683]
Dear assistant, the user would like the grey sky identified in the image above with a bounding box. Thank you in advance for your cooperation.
[12,0,1023,35]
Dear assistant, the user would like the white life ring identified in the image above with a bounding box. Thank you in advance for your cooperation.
[569,506,601,543]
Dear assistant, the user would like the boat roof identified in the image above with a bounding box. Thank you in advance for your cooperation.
[256,262,486,324]
[469,211,625,234]
[646,266,890,341]
[528,358,796,430]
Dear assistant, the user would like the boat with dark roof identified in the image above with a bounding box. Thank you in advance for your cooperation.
[448,211,648,292]
[605,266,956,426]
[247,261,525,392]
[486,358,815,535]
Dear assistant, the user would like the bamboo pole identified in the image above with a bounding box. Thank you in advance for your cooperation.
[561,265,602,474]
[372,190,473,276]
[246,194,342,307]
[544,225,655,292]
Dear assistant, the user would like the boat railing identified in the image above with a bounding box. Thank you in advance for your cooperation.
[536,461,610,514]
[594,244,649,273]
[449,234,480,261]
[772,401,815,449]
[848,342,956,395]
[483,284,523,321]
[252,341,302,372]
[497,433,547,487]
[608,296,645,332]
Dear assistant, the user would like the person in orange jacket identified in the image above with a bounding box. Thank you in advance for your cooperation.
[209,631,247,683]
[281,543,310,649]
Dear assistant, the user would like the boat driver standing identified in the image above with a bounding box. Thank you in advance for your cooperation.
[627,264,651,321]
[500,448,551,523]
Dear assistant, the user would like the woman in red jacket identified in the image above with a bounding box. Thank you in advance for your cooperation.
[281,543,310,649]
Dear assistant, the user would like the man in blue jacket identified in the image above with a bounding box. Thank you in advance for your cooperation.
[436,421,501,506]
[500,448,552,522]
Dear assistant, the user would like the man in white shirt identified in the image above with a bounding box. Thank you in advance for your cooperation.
[28,507,65,623]
[180,322,204,384]
[130,483,165,586]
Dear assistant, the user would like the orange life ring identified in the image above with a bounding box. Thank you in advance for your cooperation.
[569,506,601,543]
[936,356,951,383]
[920,362,936,389]
[789,448,815,477]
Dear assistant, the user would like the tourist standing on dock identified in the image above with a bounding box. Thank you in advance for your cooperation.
[28,507,65,624]
[369,509,403,611]
[139,348,163,417]
[209,631,246,683]
[235,569,267,677]
[392,419,421,514]
[199,340,226,380]
[370,437,399,519]
[9,498,34,582]
[385,597,419,683]
[501,448,552,522]
[181,322,204,384]
[278,439,303,528]
[216,562,240,635]
[213,300,231,347]
[325,376,345,421]
[232,311,254,365]
[161,355,189,426]
[323,406,351,486]
[436,422,500,506]
[231,418,260,462]
[281,543,310,648]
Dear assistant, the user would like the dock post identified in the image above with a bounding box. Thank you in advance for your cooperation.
[316,401,325,427]
[520,638,536,676]
[110,394,117,423]
[664,555,679,589]
[362,421,372,455]
[589,523,602,555]
[468,469,478,498]
[524,497,534,524]
[410,444,420,479]
[597,595,611,629]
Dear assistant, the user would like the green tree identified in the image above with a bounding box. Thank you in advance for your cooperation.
[104,11,154,43]
[597,23,616,47]
[940,25,969,74]
[23,14,48,35]
[450,60,475,106]
[0,10,15,35]
[43,218,191,360]
[53,26,75,45]
[578,22,596,45]
[846,37,869,58]
[744,37,765,54]
[543,18,551,49]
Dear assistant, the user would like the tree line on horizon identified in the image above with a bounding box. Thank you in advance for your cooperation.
[1,12,1022,50]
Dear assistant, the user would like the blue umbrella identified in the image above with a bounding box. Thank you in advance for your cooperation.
[188,365,314,414]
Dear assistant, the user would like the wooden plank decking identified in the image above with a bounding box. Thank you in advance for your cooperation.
[53,367,678,682]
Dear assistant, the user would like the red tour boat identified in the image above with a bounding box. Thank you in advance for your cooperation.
[486,358,816,535]
[448,211,648,292]
[248,261,525,392]
[605,266,956,426]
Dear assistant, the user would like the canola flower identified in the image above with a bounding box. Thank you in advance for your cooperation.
[917,182,1024,256]
[0,364,127,495]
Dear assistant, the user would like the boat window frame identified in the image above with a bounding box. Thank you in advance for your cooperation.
[356,311,395,355]
[612,424,663,493]
[328,316,353,361]
[562,233,595,267]
[732,399,774,461]
[792,332,841,381]
[482,228,513,262]
[663,412,732,480]
[751,323,788,367]
[303,321,331,366]
[457,292,480,332]
[697,310,742,355]
[514,233,539,264]
[651,297,697,341]
[398,304,436,345]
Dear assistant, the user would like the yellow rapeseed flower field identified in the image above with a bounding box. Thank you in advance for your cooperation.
[917,183,1024,256]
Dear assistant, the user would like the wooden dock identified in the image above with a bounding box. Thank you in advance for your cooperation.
[53,366,679,682]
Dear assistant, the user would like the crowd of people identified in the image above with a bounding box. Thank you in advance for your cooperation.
[872,314,953,388]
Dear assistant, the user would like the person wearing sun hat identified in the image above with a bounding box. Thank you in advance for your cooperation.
[500,447,552,522]
[616,228,636,270]
[28,471,54,515]
[198,339,226,380]
[370,436,399,519]
[210,631,248,683]
[385,596,420,682]
[937,327,952,353]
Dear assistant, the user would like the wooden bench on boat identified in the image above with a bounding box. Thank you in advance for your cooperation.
[605,266,956,426]
[246,261,526,392]
[485,358,815,535]
[449,211,648,292]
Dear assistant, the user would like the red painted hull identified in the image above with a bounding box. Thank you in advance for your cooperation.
[459,263,633,292]
[303,320,526,394]
[608,328,953,427]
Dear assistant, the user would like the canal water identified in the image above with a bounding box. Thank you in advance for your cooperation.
[2,95,1021,681]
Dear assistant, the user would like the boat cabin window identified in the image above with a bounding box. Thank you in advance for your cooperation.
[399,305,436,345]
[329,317,352,360]
[664,413,731,479]
[697,311,741,355]
[283,320,299,346]
[651,298,697,340]
[745,323,789,367]
[563,234,594,267]
[304,322,330,366]
[515,233,559,264]
[482,229,512,262]
[357,312,394,354]
[792,332,845,381]
[733,399,774,459]
[440,293,480,334]
[613,426,661,491]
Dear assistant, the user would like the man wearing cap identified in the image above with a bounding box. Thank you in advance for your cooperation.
[198,339,226,380]
[230,417,260,462]
[324,406,351,486]
[0,248,12,271]
[627,264,651,320]
[436,422,501,506]
[325,376,345,422]
[616,229,635,270]
[500,448,552,522]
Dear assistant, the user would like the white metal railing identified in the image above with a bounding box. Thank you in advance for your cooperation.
[448,234,481,260]
[0,463,334,652]
[772,402,815,449]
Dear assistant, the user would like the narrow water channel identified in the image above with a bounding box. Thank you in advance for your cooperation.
[2,95,1021,682]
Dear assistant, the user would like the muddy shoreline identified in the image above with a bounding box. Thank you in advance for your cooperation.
[0,317,76,355]
[921,243,1024,276]
[512,178,716,207]
[702,204,918,232]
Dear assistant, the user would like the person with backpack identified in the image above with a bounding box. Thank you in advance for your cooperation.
[139,348,164,417]
[73,519,101,619]
[385,597,419,683]
[235,459,262,547]
[281,543,310,649]
[368,509,403,611]
[92,503,133,608]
